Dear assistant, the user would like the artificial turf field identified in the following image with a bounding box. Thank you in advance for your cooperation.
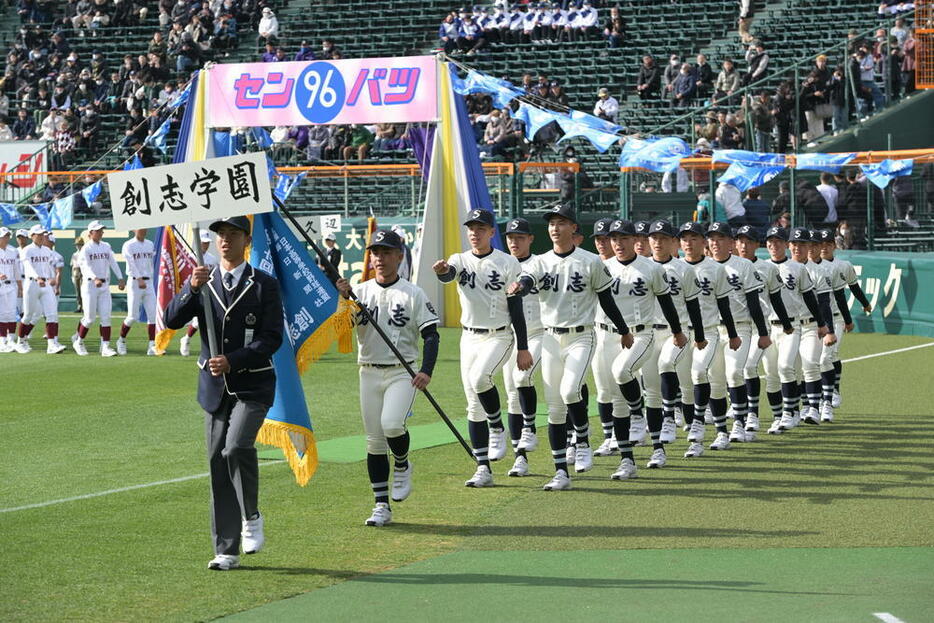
[2,319,933,622]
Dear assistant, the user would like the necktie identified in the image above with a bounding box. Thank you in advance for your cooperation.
[224,272,234,290]
[223,272,235,305]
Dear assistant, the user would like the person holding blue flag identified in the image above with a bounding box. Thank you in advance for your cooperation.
[334,229,440,528]
[165,216,284,572]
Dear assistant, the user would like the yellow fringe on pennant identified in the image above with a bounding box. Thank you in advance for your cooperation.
[154,328,176,355]
[295,297,357,374]
[256,419,318,486]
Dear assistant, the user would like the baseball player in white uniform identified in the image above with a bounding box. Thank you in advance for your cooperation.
[0,227,22,352]
[334,229,439,528]
[644,220,706,465]
[72,220,126,357]
[588,217,620,456]
[819,236,872,408]
[632,221,652,257]
[510,204,632,491]
[677,222,739,458]
[45,234,65,306]
[791,227,836,427]
[181,231,219,356]
[16,225,65,354]
[117,229,158,356]
[433,209,531,489]
[14,229,29,319]
[501,217,544,478]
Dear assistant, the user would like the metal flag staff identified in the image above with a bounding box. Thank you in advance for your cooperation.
[191,223,219,358]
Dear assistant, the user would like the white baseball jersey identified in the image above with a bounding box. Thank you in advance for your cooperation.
[603,254,669,327]
[49,250,64,272]
[803,259,832,296]
[717,254,763,324]
[750,257,781,318]
[516,254,543,333]
[814,258,846,314]
[122,238,156,279]
[0,246,22,284]
[446,248,521,329]
[354,278,438,365]
[21,243,57,280]
[827,257,859,287]
[686,257,732,328]
[79,240,123,282]
[769,257,814,320]
[522,246,613,328]
[654,256,699,325]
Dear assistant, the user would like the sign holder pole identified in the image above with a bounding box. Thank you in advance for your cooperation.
[272,195,475,462]
[191,224,219,357]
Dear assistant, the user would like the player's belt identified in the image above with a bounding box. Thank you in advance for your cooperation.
[137,276,151,280]
[832,311,840,317]
[652,324,668,330]
[770,320,787,326]
[464,326,508,334]
[29,277,48,282]
[1,280,10,284]
[550,325,589,334]
[800,316,816,324]
[362,361,414,368]
[596,323,645,334]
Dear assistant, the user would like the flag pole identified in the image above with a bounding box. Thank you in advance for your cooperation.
[272,195,475,461]
[190,224,219,358]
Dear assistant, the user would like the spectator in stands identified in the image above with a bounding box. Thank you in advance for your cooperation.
[635,55,661,100]
[260,42,276,62]
[828,65,848,134]
[892,175,917,226]
[772,80,796,153]
[549,81,569,108]
[671,62,696,108]
[797,178,830,226]
[749,90,773,153]
[77,104,99,155]
[0,117,12,141]
[663,54,681,101]
[438,13,458,54]
[570,0,598,42]
[39,108,63,141]
[774,211,791,229]
[738,0,754,43]
[458,14,486,56]
[902,27,916,95]
[744,41,768,86]
[593,87,618,123]
[742,188,770,230]
[478,108,514,159]
[854,46,884,117]
[771,181,791,217]
[306,125,331,162]
[838,169,885,248]
[817,172,839,230]
[122,107,147,148]
[603,5,625,48]
[694,53,713,101]
[799,70,826,143]
[713,59,740,105]
[371,124,400,152]
[212,13,239,55]
[0,92,9,120]
[72,0,94,31]
[257,6,278,46]
[343,124,373,162]
[718,114,742,149]
[51,120,76,170]
[716,181,746,227]
[174,34,202,74]
[294,40,316,62]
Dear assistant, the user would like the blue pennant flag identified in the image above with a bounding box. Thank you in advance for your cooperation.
[124,154,143,170]
[717,161,785,192]
[451,69,523,109]
[251,127,274,149]
[31,203,51,230]
[556,116,620,153]
[0,203,20,226]
[145,117,172,154]
[795,152,856,173]
[512,103,563,141]
[81,180,103,207]
[712,150,786,167]
[618,137,692,172]
[273,171,307,203]
[169,81,192,110]
[248,211,355,486]
[50,196,73,228]
[569,110,622,134]
[859,159,914,189]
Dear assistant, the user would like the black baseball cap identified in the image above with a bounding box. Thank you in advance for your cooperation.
[705,221,734,238]
[463,208,495,227]
[790,227,812,242]
[765,225,789,241]
[591,217,614,238]
[814,229,833,242]
[505,217,531,235]
[734,224,760,242]
[633,220,650,236]
[608,219,635,235]
[209,216,251,234]
[648,219,677,237]
[367,228,404,250]
[678,221,706,237]
[543,203,578,225]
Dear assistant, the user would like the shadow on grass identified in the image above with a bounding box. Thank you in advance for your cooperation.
[387,524,819,539]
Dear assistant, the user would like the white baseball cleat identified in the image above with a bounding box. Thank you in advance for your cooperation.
[767,418,784,434]
[831,391,842,408]
[565,442,576,467]
[0,342,12,353]
[241,512,264,554]
[729,420,747,443]
[180,335,191,356]
[465,464,493,488]
[687,419,705,443]
[660,417,677,444]
[819,402,834,423]
[704,407,714,424]
[709,431,732,450]
[593,436,617,456]
[684,442,705,458]
[46,342,66,354]
[745,414,760,432]
[207,554,240,571]
[647,448,667,468]
[629,415,647,446]
[610,457,638,480]
[507,455,528,477]
[488,428,507,462]
[573,443,593,473]
[101,344,118,358]
[516,428,538,452]
[146,342,158,356]
[778,411,796,431]
[14,341,31,354]
[542,469,571,491]
[673,406,684,427]
[391,462,412,502]
[116,337,127,355]
[73,338,89,357]
[364,502,392,527]
[802,407,821,425]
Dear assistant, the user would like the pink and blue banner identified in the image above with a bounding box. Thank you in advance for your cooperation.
[205,56,438,128]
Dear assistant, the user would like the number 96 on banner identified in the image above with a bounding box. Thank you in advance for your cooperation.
[296,62,346,124]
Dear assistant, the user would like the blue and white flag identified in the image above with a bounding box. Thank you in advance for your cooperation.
[50,196,73,228]
[451,69,523,109]
[795,152,856,173]
[718,161,785,192]
[31,203,51,230]
[556,116,619,153]
[0,203,20,226]
[859,158,914,189]
[273,171,307,203]
[81,180,103,207]
[619,137,692,172]
[124,154,143,170]
[512,103,562,141]
[712,150,786,167]
[145,117,172,154]
[569,109,622,134]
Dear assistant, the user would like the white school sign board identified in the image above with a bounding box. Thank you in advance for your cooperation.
[107,151,273,231]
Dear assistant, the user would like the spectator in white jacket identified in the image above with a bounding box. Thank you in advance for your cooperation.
[594,87,619,123]
[257,7,279,46]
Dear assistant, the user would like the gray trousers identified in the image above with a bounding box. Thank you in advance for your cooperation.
[205,397,267,555]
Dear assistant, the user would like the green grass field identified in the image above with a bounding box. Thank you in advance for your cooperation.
[2,322,933,622]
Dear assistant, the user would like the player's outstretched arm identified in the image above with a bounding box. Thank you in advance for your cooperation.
[506,275,535,297]
[848,282,872,314]
[433,260,456,282]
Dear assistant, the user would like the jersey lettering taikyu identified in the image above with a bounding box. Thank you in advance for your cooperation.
[603,254,669,327]
[122,238,156,279]
[50,250,64,272]
[446,248,521,329]
[354,278,438,365]
[0,246,21,285]
[654,257,699,326]
[687,257,732,328]
[21,243,57,280]
[523,246,613,328]
[717,254,763,324]
[751,257,781,317]
[79,240,123,282]
[769,257,814,320]
[516,254,543,333]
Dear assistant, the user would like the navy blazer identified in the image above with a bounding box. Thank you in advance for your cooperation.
[165,264,284,413]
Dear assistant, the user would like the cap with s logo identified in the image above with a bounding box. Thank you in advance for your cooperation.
[591,217,614,238]
[506,218,531,235]
[463,209,495,227]
[766,226,789,241]
[366,228,403,250]
[648,220,676,237]
[608,219,635,235]
[790,227,811,242]
[542,203,578,225]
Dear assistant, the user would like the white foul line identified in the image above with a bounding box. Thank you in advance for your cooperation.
[1,340,932,515]
[873,613,907,623]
